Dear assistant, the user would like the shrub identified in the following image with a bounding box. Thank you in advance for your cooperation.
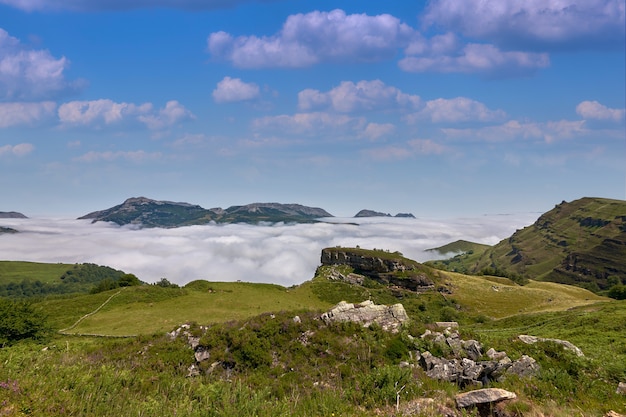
[0,299,51,345]
[608,284,626,300]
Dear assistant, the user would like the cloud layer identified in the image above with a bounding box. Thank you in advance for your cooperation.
[0,214,538,287]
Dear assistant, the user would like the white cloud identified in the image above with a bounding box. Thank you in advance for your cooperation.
[400,42,550,76]
[361,123,395,141]
[422,0,625,50]
[364,138,449,161]
[252,112,366,137]
[0,28,79,100]
[74,150,162,163]
[137,100,195,130]
[207,9,414,68]
[442,119,587,143]
[0,0,281,11]
[0,101,56,127]
[576,101,625,122]
[407,97,506,123]
[0,142,34,156]
[0,214,537,286]
[212,76,260,103]
[58,99,193,130]
[298,80,421,113]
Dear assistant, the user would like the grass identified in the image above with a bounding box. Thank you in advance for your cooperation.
[43,281,332,336]
[0,261,73,284]
[447,272,607,318]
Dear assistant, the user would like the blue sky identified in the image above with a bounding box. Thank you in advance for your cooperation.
[1,0,624,218]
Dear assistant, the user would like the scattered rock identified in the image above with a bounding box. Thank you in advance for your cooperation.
[606,411,625,417]
[518,334,585,357]
[436,321,459,329]
[486,347,508,361]
[320,300,408,333]
[455,387,517,408]
[617,382,626,395]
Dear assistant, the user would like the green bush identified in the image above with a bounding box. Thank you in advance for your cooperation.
[0,299,51,345]
[608,284,626,300]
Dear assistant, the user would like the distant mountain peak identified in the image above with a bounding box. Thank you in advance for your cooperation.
[0,211,28,219]
[354,209,415,218]
[78,198,333,227]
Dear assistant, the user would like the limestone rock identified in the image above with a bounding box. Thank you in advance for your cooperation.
[617,382,626,395]
[320,300,408,333]
[455,388,516,408]
[518,334,584,357]
[505,355,540,378]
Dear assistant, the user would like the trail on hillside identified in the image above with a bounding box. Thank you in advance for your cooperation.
[58,289,134,337]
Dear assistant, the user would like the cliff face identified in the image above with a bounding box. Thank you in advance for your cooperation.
[320,247,437,291]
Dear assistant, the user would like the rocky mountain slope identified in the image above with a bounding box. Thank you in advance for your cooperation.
[0,211,27,218]
[78,197,333,227]
[429,197,626,291]
[354,209,415,218]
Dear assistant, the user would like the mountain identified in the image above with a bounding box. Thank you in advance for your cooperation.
[354,209,415,218]
[78,197,333,227]
[0,211,27,218]
[0,226,19,234]
[430,197,626,291]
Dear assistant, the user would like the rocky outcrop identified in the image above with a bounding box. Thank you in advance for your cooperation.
[320,300,408,333]
[320,247,436,292]
[416,328,540,387]
[518,334,584,357]
[0,226,19,234]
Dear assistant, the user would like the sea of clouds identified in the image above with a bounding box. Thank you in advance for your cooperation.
[0,213,539,286]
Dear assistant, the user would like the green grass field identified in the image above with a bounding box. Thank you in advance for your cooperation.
[0,261,73,284]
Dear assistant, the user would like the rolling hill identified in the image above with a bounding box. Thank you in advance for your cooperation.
[427,197,626,292]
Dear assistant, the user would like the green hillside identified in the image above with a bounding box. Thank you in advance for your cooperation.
[0,261,130,297]
[428,197,626,292]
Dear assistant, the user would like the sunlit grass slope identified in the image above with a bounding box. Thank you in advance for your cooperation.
[44,280,332,336]
[446,272,606,318]
[0,260,72,284]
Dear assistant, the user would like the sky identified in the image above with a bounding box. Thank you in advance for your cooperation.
[0,0,625,218]
[0,213,538,285]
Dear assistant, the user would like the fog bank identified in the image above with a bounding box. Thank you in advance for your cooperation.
[0,214,538,286]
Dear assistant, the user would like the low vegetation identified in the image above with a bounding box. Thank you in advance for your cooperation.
[0,240,625,416]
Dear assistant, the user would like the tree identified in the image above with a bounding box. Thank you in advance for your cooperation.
[0,299,51,346]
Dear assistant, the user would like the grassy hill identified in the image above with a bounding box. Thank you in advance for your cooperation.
[0,261,130,297]
[427,197,626,292]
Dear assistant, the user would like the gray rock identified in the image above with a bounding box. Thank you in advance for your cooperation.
[506,355,540,378]
[320,300,408,333]
[518,334,584,357]
[617,382,626,395]
[462,340,483,361]
[455,388,516,408]
[194,347,211,362]
[486,347,508,361]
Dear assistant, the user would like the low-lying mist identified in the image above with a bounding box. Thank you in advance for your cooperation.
[0,214,538,286]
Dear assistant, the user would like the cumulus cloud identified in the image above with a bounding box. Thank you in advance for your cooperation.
[407,97,506,123]
[207,9,414,68]
[0,214,537,286]
[212,76,260,103]
[0,101,56,127]
[0,28,79,100]
[137,100,195,130]
[576,101,625,122]
[0,142,34,156]
[298,80,421,113]
[399,42,550,77]
[73,150,162,163]
[422,0,625,50]
[0,0,281,11]
[58,99,194,130]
